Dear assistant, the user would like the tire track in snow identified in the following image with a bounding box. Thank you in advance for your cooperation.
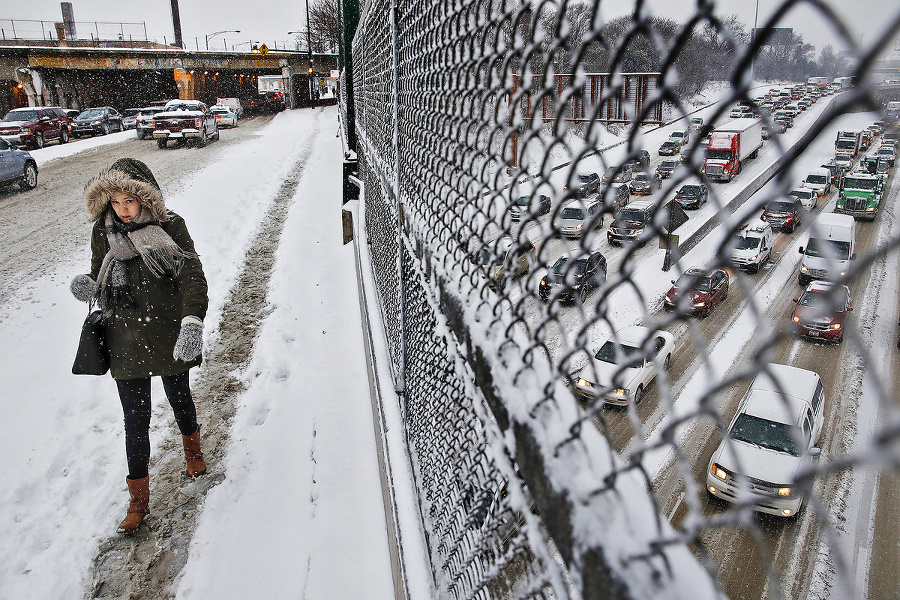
[86,110,326,599]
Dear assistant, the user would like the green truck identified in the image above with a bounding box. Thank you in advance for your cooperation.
[835,171,882,220]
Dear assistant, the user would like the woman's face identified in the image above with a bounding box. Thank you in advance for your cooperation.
[111,191,141,223]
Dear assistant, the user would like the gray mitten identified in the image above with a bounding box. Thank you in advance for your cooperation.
[70,274,98,302]
[173,316,204,362]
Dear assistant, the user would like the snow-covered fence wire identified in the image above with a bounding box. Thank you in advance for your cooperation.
[347,0,900,597]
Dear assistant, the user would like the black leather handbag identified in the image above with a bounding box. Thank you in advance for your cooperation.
[72,306,109,376]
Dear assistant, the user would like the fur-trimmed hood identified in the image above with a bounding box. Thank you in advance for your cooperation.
[84,158,167,222]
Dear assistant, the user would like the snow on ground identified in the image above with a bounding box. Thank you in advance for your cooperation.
[0,108,395,599]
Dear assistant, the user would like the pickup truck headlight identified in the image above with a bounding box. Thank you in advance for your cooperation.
[711,464,727,480]
[778,487,791,497]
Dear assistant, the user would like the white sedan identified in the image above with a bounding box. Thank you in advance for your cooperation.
[211,106,238,128]
[572,325,674,406]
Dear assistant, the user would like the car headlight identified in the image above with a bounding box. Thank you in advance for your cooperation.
[792,315,800,323]
[573,284,581,289]
[574,223,583,230]
[91,120,102,125]
[778,487,791,497]
[711,464,727,480]
[577,378,592,387]
[693,301,706,307]
[613,388,626,396]
[800,264,809,273]
[829,323,842,330]
[539,278,546,286]
[665,294,673,303]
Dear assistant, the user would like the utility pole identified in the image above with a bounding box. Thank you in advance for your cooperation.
[170,0,183,48]
[306,0,315,105]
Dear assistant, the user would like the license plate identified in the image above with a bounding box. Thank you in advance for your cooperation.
[808,331,820,338]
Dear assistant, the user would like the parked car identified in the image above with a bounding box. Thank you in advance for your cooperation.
[134,107,165,139]
[121,108,144,130]
[674,184,709,210]
[0,137,38,190]
[0,106,70,148]
[602,164,633,185]
[565,172,600,197]
[72,106,124,137]
[658,140,680,156]
[628,172,660,195]
[707,363,824,517]
[761,198,803,232]
[607,199,655,246]
[211,105,238,128]
[571,325,675,406]
[790,281,853,343]
[789,187,818,210]
[538,251,607,303]
[663,266,729,317]
[656,159,679,179]
[727,219,773,273]
[553,199,605,238]
[473,236,537,290]
[507,193,551,221]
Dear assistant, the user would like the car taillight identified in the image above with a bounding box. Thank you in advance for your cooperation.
[195,118,201,128]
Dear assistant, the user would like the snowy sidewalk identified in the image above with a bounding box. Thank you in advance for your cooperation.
[0,108,396,599]
[173,109,396,598]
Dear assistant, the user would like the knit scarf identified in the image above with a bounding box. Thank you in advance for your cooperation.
[95,208,192,315]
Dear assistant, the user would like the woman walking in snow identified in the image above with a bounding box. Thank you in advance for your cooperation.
[70,158,209,534]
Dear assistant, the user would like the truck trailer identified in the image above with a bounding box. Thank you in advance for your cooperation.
[703,118,763,182]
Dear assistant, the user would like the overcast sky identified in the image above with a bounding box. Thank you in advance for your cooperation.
[3,0,899,57]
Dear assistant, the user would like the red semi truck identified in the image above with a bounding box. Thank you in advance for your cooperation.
[702,118,763,182]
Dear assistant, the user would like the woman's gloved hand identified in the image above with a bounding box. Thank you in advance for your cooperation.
[70,274,98,302]
[173,316,204,361]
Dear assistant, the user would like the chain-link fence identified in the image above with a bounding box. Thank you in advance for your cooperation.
[346,0,900,597]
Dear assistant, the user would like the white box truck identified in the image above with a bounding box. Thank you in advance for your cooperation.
[703,118,763,182]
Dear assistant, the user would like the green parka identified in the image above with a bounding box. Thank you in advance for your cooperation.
[84,159,208,380]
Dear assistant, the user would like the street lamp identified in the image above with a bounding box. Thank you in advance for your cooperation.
[205,29,240,51]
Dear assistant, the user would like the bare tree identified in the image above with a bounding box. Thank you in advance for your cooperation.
[307,0,340,53]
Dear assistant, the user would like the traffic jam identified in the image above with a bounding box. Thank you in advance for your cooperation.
[469,76,898,540]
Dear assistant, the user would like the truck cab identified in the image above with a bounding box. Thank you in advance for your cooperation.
[835,172,882,220]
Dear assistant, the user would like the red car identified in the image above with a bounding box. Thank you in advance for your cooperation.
[761,198,803,233]
[663,267,729,317]
[790,281,852,342]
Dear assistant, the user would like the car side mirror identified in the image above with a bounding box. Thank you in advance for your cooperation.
[808,447,821,457]
[798,246,804,254]
[851,253,857,260]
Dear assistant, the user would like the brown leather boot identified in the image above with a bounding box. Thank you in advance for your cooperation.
[182,425,207,477]
[117,476,149,534]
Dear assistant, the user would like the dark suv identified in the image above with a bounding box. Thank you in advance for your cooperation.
[72,107,124,137]
[0,106,70,148]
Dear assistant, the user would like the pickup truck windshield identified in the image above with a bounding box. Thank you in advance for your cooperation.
[730,413,803,456]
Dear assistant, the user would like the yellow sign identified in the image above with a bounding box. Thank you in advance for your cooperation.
[259,44,269,54]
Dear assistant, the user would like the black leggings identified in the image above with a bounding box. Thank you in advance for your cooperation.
[116,372,198,480]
